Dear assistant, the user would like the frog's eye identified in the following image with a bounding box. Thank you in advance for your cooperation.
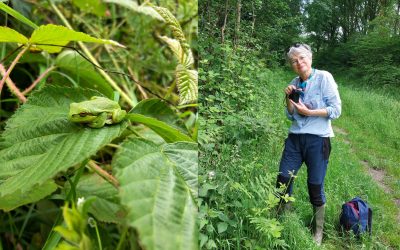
[79,112,88,117]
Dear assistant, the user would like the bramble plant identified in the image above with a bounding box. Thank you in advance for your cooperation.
[0,1,197,249]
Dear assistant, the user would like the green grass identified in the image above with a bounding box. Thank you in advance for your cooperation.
[334,77,400,198]
[200,68,400,249]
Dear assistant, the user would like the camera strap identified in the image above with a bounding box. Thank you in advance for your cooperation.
[298,68,315,91]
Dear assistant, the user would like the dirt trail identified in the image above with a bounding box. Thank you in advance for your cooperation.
[333,126,400,222]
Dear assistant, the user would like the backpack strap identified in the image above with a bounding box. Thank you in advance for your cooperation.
[354,199,369,230]
[367,207,372,234]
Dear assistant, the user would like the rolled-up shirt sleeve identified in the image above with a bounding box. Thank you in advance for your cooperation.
[285,108,295,121]
[285,81,297,121]
[322,73,342,120]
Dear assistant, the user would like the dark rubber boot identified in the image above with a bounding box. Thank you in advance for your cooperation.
[313,205,325,246]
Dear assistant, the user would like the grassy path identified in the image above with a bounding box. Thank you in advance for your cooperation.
[276,75,400,249]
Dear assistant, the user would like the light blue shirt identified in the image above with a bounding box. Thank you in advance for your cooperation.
[286,69,341,137]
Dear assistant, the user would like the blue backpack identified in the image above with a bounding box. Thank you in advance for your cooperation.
[339,197,372,236]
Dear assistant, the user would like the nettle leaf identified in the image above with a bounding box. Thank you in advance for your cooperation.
[29,24,125,53]
[112,138,198,250]
[176,65,198,105]
[0,180,57,212]
[0,86,127,210]
[163,142,198,197]
[55,50,114,98]
[0,26,28,44]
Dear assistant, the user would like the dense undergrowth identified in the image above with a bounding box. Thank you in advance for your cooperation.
[0,1,198,249]
[199,36,400,249]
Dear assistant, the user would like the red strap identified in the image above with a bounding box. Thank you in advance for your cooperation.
[347,202,359,219]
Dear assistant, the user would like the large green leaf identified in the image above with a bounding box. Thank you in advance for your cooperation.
[0,86,127,210]
[0,180,57,212]
[29,24,125,53]
[127,113,193,143]
[127,97,192,142]
[0,24,125,53]
[163,142,198,197]
[55,50,114,98]
[112,138,198,250]
[130,98,186,130]
[0,26,28,44]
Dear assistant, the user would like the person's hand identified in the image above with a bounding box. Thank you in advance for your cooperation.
[285,85,296,95]
[290,99,311,116]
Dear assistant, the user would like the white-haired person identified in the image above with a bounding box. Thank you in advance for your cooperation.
[276,43,342,245]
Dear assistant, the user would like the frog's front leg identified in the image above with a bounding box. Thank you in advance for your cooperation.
[88,112,108,128]
[111,109,127,123]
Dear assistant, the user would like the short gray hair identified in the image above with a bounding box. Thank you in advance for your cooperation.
[287,43,312,61]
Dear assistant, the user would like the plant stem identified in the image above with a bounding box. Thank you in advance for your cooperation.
[93,220,103,250]
[88,160,119,188]
[127,66,148,99]
[42,162,87,250]
[22,65,56,95]
[116,226,129,250]
[0,64,27,103]
[0,45,28,88]
[49,1,136,107]
[18,203,35,240]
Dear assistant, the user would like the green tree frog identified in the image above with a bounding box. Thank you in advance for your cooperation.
[68,96,127,128]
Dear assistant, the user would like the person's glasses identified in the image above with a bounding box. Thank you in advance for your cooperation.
[291,55,306,65]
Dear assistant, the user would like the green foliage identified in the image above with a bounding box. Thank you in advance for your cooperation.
[0,26,29,43]
[72,0,106,16]
[0,2,38,29]
[151,5,198,104]
[0,1,198,249]
[104,0,164,21]
[347,27,400,85]
[0,24,124,53]
[0,86,127,209]
[199,30,291,248]
[29,24,124,53]
[54,199,96,250]
[112,138,198,250]
[106,1,198,104]
[64,174,126,224]
[55,50,114,98]
[0,180,57,212]
[128,98,194,142]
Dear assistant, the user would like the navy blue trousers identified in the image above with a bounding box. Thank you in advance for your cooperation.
[277,133,331,206]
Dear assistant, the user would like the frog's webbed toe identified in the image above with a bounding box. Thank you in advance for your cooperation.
[112,109,127,123]
[88,113,107,128]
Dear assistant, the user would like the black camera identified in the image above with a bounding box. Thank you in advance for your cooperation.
[288,89,302,103]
